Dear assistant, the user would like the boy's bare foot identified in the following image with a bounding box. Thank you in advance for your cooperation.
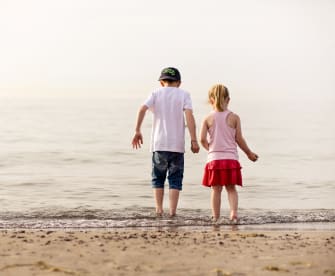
[155,213,163,218]
[155,211,163,217]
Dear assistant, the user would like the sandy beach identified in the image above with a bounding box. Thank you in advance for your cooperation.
[0,228,334,276]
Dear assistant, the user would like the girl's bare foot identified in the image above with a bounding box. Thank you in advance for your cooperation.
[230,215,239,225]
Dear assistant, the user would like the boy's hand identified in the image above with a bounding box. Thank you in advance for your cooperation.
[132,132,143,149]
[191,140,200,153]
[248,152,258,162]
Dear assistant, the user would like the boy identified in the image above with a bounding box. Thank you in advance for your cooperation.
[132,67,200,217]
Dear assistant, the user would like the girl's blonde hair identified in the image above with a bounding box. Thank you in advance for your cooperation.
[208,84,230,111]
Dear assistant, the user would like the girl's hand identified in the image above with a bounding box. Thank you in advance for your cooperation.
[247,152,258,162]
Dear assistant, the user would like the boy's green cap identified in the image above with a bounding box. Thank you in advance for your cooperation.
[158,67,181,81]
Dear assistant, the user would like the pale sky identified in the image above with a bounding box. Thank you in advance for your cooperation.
[0,0,334,100]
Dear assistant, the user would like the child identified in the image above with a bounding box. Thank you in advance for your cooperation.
[132,67,200,217]
[200,84,258,223]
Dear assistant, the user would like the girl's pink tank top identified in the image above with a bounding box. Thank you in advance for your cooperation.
[207,110,239,162]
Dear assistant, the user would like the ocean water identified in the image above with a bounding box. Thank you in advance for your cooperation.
[0,96,334,228]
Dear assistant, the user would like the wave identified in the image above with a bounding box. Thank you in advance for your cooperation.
[1,207,334,229]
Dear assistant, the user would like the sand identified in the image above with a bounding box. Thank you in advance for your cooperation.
[0,228,334,276]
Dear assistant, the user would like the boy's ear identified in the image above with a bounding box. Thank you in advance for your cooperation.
[159,80,165,86]
[176,81,181,87]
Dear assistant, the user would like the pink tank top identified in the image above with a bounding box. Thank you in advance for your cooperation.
[207,110,239,162]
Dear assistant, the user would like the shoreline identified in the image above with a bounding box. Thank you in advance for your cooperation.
[1,221,335,231]
[1,228,334,276]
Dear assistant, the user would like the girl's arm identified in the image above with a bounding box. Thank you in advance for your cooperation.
[200,118,209,151]
[235,115,258,161]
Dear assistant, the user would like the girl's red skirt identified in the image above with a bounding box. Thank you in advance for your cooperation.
[202,159,242,187]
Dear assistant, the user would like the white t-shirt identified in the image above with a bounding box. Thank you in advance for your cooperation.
[144,87,193,153]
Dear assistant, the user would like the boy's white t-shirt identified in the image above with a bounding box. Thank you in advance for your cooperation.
[144,87,193,153]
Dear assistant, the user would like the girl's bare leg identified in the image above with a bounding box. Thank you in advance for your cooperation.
[154,188,164,215]
[211,185,223,220]
[225,185,238,219]
[169,189,180,217]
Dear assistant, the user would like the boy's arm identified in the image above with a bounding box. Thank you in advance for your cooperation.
[184,109,200,153]
[132,105,148,149]
[199,118,209,151]
[235,115,258,161]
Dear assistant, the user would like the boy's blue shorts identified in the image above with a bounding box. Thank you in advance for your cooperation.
[152,151,184,191]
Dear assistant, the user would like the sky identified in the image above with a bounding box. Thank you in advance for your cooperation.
[0,0,334,100]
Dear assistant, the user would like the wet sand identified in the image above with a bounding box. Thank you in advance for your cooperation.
[0,228,334,276]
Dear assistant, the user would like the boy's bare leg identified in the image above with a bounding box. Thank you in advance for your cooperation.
[225,185,238,219]
[211,185,223,220]
[169,189,180,216]
[154,188,164,215]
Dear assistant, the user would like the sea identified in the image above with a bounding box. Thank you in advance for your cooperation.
[1,95,335,229]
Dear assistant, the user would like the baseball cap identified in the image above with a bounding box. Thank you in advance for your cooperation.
[158,67,181,81]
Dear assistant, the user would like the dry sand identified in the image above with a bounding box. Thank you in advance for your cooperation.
[0,228,334,276]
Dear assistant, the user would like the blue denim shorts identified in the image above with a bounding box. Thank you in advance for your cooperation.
[152,151,184,191]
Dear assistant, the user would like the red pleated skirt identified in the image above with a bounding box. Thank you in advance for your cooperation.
[202,159,242,187]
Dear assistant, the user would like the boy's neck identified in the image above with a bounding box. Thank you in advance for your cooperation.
[160,81,181,88]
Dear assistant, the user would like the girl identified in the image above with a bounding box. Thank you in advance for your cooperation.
[200,84,258,223]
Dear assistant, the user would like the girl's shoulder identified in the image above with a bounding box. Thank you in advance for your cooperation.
[205,111,216,121]
[227,110,239,118]
[202,112,215,128]
[226,110,240,129]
